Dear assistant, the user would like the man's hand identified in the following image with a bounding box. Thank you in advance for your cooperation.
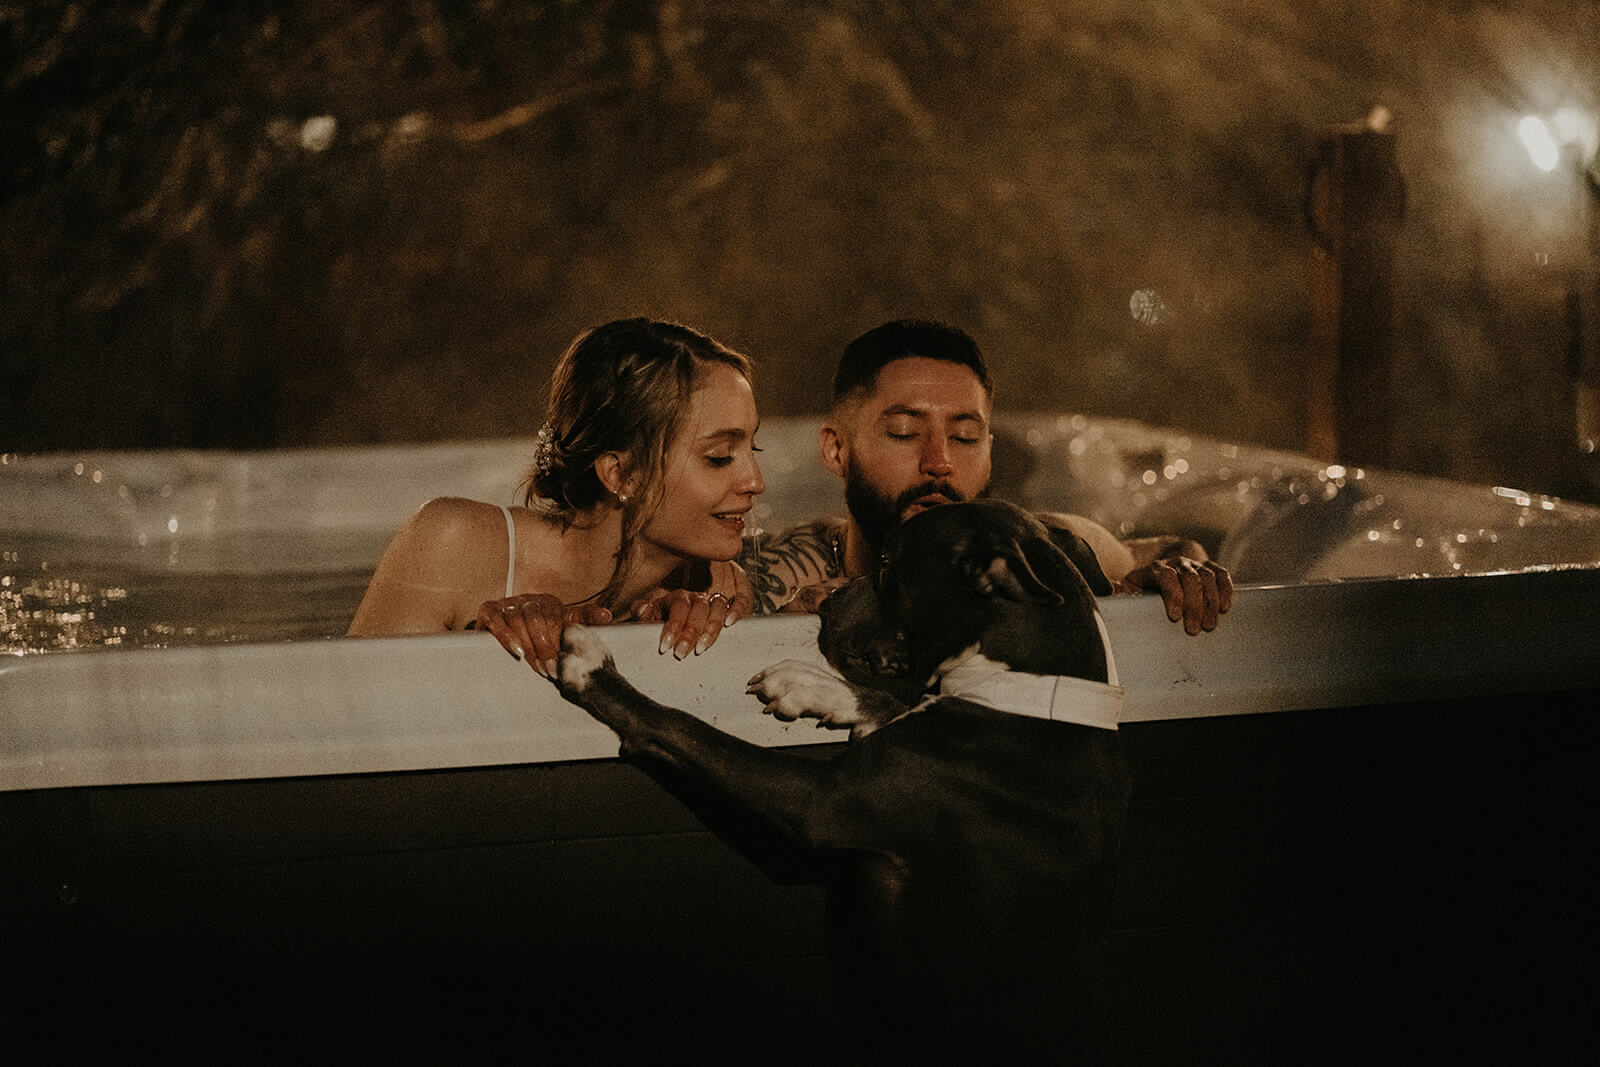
[1118,556,1233,635]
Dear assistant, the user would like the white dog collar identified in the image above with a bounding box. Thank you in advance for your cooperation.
[929,611,1124,731]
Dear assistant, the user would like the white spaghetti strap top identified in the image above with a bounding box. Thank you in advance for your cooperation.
[498,504,517,597]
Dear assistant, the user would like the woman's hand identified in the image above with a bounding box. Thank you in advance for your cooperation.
[707,558,756,624]
[478,593,613,678]
[630,560,752,659]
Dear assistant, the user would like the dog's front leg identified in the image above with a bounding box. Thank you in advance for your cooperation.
[746,661,909,740]
[553,626,836,845]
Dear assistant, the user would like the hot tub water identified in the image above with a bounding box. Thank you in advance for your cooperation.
[6,415,1599,654]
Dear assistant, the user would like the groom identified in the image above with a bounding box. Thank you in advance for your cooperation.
[746,319,1232,633]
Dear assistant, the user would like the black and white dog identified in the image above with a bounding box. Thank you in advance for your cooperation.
[550,499,1130,1062]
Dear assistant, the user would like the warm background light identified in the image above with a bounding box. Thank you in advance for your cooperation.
[1519,116,1560,172]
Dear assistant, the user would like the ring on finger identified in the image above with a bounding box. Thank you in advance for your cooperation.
[707,592,730,608]
[503,603,518,614]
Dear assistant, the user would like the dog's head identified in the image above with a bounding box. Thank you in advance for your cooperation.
[819,500,1114,699]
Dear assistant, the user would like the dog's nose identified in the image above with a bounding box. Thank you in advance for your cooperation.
[873,646,910,675]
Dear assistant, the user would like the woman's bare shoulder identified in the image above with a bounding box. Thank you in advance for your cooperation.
[394,496,510,550]
[412,494,502,525]
[352,498,507,627]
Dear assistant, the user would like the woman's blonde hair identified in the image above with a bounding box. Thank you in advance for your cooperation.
[523,318,753,606]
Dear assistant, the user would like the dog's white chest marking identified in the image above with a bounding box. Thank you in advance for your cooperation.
[929,610,1124,730]
[558,624,610,691]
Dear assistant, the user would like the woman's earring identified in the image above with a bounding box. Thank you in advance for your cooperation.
[617,493,630,506]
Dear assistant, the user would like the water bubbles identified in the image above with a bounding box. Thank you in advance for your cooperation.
[300,116,338,152]
[268,115,340,153]
[1129,289,1169,326]
[393,112,431,144]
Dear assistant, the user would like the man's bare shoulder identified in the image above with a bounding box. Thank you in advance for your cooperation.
[740,517,847,614]
[1032,509,1111,539]
[1032,509,1137,581]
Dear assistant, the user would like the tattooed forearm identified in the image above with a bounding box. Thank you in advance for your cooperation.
[740,519,845,614]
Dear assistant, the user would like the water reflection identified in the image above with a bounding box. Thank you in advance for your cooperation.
[1,540,371,653]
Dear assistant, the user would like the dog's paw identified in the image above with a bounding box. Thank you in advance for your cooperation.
[746,660,865,730]
[557,624,612,692]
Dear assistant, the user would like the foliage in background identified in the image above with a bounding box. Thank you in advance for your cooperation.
[2,1,1594,496]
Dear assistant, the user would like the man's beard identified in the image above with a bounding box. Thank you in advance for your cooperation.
[843,468,976,553]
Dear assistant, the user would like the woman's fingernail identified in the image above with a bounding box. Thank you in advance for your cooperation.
[674,640,690,660]
[543,658,557,678]
[659,633,673,655]
[695,634,711,655]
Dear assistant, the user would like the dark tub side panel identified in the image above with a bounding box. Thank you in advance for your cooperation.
[1107,691,1600,1066]
[4,692,1597,1064]
[0,758,840,1064]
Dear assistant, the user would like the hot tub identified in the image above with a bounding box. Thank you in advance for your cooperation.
[3,416,1598,1064]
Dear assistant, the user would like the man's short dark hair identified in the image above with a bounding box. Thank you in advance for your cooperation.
[831,320,993,407]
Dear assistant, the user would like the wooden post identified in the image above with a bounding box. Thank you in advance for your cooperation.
[1578,174,1600,499]
[1305,111,1406,466]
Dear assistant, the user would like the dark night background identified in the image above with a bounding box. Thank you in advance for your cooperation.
[4,1,1597,497]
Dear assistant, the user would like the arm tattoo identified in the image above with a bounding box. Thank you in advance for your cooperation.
[740,519,846,615]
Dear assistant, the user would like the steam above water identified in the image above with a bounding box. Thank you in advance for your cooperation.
[1,1,1594,498]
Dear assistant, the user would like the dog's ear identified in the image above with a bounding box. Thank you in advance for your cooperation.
[1041,525,1115,597]
[963,538,1066,606]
